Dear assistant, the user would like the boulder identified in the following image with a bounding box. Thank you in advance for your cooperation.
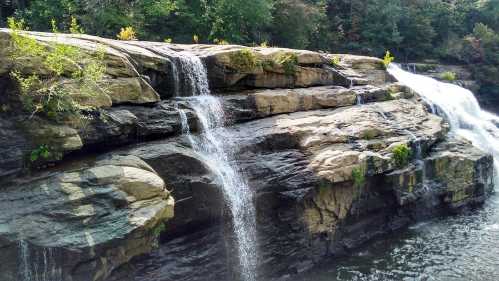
[0,155,174,281]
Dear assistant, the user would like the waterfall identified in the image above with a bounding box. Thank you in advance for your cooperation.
[170,52,211,96]
[388,64,499,186]
[174,53,257,281]
[356,94,364,105]
[18,241,62,281]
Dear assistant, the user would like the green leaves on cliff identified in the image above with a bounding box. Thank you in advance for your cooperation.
[7,18,106,121]
[351,166,366,189]
[276,52,298,76]
[229,49,259,72]
[392,143,412,168]
[30,145,51,162]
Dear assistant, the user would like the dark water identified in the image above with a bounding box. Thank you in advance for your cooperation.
[293,193,499,281]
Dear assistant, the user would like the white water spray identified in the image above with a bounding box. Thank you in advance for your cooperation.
[174,53,257,281]
[18,241,62,281]
[388,64,499,185]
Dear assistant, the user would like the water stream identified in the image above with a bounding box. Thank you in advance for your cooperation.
[174,53,257,281]
[18,241,62,281]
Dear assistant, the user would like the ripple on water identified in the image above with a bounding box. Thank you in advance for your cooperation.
[293,193,499,281]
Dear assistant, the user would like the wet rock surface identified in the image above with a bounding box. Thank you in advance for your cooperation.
[0,156,174,281]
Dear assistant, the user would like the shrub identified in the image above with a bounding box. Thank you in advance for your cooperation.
[69,16,84,34]
[30,145,51,162]
[213,38,229,45]
[164,37,173,43]
[330,56,341,67]
[383,51,395,68]
[117,26,137,40]
[193,34,199,43]
[352,166,366,189]
[440,71,457,81]
[276,52,298,75]
[260,41,269,48]
[392,143,412,167]
[229,49,259,72]
[8,18,107,121]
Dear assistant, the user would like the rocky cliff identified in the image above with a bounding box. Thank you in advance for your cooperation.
[0,28,494,281]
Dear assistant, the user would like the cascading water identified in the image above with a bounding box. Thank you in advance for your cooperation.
[388,64,499,184]
[18,241,62,281]
[173,53,257,281]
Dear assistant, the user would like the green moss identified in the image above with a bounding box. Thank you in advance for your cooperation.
[152,223,166,237]
[229,49,260,72]
[440,71,457,81]
[276,52,298,75]
[352,166,366,189]
[361,129,377,140]
[392,143,412,168]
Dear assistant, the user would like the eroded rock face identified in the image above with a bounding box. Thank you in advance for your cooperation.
[0,155,174,281]
[107,97,493,279]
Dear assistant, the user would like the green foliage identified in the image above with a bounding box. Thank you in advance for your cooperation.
[276,52,298,76]
[152,223,166,237]
[361,129,377,140]
[229,49,259,72]
[330,56,341,67]
[7,17,106,121]
[351,166,366,189]
[117,26,137,40]
[392,143,412,168]
[441,71,457,81]
[69,16,84,34]
[30,145,51,162]
[383,51,395,68]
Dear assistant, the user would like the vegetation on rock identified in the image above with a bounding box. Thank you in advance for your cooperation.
[441,71,457,81]
[351,166,366,189]
[117,26,137,41]
[7,18,107,121]
[330,56,341,67]
[383,51,395,68]
[276,52,298,76]
[30,144,51,162]
[392,143,412,168]
[229,49,260,72]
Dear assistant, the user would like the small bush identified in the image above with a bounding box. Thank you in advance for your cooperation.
[69,16,84,34]
[8,18,107,121]
[164,37,173,43]
[30,145,51,162]
[276,52,298,75]
[260,41,269,48]
[193,34,199,43]
[352,166,366,189]
[440,71,457,81]
[229,49,259,72]
[392,143,412,167]
[330,56,340,67]
[117,26,137,40]
[383,51,395,68]
[213,38,229,45]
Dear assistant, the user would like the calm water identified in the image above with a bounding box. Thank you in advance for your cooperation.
[294,193,499,281]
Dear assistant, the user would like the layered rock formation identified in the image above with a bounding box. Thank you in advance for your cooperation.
[0,28,494,281]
